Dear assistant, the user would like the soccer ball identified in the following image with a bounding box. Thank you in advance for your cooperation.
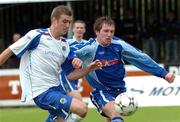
[114,92,138,116]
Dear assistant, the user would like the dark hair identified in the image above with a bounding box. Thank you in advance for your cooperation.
[50,5,72,22]
[93,16,115,32]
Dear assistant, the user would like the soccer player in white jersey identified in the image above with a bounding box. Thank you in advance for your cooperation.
[0,5,102,122]
[63,16,175,122]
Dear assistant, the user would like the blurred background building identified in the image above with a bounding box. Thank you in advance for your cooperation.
[0,0,180,68]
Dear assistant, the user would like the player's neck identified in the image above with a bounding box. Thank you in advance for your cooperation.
[74,35,83,42]
[96,38,109,47]
[49,26,62,40]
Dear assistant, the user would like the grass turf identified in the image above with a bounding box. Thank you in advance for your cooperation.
[0,106,180,122]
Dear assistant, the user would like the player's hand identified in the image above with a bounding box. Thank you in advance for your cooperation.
[86,60,102,72]
[72,58,82,69]
[165,72,175,83]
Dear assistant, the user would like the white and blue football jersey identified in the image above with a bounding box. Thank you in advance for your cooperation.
[64,36,168,91]
[9,28,75,102]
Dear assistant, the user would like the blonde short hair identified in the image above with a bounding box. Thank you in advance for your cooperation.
[50,5,72,22]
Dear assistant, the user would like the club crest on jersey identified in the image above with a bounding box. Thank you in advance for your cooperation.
[59,98,67,104]
[62,46,66,51]
[46,37,52,40]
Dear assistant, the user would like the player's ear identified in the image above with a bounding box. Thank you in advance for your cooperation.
[52,17,58,25]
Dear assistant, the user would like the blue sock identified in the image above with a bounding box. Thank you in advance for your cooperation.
[111,116,124,122]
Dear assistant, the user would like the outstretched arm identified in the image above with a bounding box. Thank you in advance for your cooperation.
[67,60,102,81]
[119,39,175,83]
[0,48,13,66]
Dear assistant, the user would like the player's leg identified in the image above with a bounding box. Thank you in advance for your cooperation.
[46,115,64,122]
[33,85,87,122]
[55,118,64,122]
[65,97,87,122]
[66,90,84,122]
[103,101,124,122]
[33,87,70,122]
[65,78,85,122]
[49,85,88,121]
[90,90,124,122]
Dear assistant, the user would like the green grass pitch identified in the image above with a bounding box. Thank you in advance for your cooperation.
[0,106,180,122]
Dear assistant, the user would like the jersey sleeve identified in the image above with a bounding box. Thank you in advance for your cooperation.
[118,40,168,78]
[74,42,95,58]
[9,30,40,58]
[67,48,77,60]
[61,58,74,75]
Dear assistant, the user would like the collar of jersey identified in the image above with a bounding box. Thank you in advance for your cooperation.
[48,28,65,42]
[73,36,84,43]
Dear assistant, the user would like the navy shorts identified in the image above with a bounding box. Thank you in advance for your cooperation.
[90,88,126,117]
[33,85,72,120]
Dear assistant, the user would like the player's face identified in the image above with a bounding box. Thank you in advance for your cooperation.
[96,23,115,46]
[73,23,86,39]
[56,14,72,35]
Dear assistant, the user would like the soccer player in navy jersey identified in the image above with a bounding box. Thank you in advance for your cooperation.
[67,20,87,100]
[64,20,89,122]
[68,20,87,46]
[0,5,102,122]
[64,16,175,122]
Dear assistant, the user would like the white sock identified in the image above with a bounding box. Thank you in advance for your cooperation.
[65,113,82,122]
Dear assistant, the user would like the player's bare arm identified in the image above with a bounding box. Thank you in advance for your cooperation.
[67,60,102,81]
[0,48,13,66]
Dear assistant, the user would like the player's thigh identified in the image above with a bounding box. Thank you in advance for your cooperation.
[70,98,87,117]
[90,90,119,117]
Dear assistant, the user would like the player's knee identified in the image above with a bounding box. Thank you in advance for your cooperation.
[103,102,119,118]
[71,98,88,118]
[78,102,88,117]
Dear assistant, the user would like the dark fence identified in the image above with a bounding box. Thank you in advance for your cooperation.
[0,0,180,63]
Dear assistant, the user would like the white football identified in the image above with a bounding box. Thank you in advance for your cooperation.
[114,92,138,116]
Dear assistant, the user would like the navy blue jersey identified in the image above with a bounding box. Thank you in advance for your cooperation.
[63,37,88,90]
[64,36,168,91]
